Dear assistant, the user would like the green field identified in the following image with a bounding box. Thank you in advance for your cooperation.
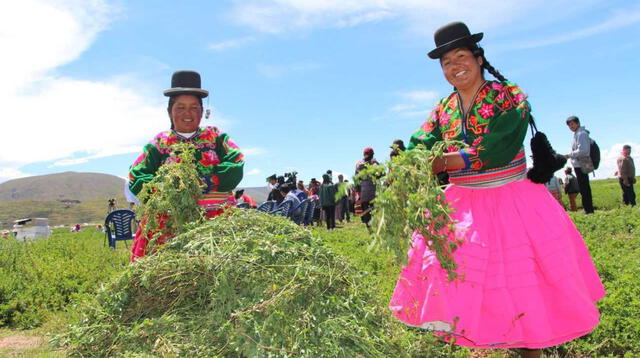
[0,178,638,357]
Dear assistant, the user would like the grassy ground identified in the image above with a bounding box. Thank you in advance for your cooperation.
[0,178,637,357]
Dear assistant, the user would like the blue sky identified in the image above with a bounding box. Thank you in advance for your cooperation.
[1,0,639,188]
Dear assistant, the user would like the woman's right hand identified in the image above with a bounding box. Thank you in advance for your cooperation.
[432,156,446,174]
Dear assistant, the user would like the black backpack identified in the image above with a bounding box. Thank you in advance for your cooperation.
[590,139,601,170]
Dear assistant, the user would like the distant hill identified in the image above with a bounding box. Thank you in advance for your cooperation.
[0,172,126,229]
[0,172,125,202]
[0,172,271,229]
[238,186,270,203]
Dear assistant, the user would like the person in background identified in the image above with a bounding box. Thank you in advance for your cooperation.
[280,184,302,218]
[355,147,380,230]
[267,175,284,203]
[266,174,277,191]
[108,198,117,212]
[616,144,636,206]
[563,167,580,212]
[71,224,82,233]
[564,116,594,214]
[96,224,104,233]
[545,175,563,206]
[234,189,257,208]
[293,180,308,201]
[319,174,337,230]
[128,70,244,260]
[308,178,322,226]
[389,139,406,159]
[334,174,345,223]
[336,175,351,223]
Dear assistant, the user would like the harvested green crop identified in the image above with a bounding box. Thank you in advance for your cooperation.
[55,210,456,357]
[355,142,465,280]
[136,142,205,242]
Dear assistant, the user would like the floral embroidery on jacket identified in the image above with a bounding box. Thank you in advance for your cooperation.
[408,81,530,171]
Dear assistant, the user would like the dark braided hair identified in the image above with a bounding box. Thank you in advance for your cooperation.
[470,45,507,82]
[167,95,203,130]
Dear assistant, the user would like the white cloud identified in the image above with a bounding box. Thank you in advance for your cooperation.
[390,89,438,118]
[0,168,30,184]
[595,142,640,180]
[242,147,267,156]
[0,0,167,182]
[513,7,640,50]
[257,61,322,78]
[226,0,589,36]
[49,146,142,167]
[335,10,395,28]
[208,36,256,51]
[246,168,262,175]
[400,90,438,103]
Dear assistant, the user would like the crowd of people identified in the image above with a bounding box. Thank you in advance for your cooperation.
[262,169,361,230]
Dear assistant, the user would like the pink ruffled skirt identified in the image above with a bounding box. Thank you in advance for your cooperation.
[389,179,605,348]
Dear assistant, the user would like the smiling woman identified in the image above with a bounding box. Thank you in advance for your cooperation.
[127,70,244,260]
[389,22,605,358]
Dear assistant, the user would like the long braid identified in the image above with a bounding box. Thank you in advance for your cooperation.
[472,47,508,82]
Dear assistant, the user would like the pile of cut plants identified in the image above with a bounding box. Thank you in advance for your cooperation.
[56,210,455,357]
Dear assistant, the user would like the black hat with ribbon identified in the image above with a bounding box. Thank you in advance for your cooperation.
[428,22,483,59]
[164,70,209,98]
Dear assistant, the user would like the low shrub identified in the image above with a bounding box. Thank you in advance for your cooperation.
[0,229,129,328]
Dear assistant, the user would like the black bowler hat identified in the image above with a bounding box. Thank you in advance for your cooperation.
[164,70,209,98]
[266,174,277,182]
[428,22,483,59]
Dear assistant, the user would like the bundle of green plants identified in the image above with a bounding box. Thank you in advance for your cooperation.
[135,142,206,242]
[55,210,464,357]
[354,142,465,279]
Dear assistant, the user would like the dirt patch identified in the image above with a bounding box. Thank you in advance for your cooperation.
[0,335,43,349]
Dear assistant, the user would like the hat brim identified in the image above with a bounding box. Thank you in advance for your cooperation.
[163,88,209,98]
[427,33,483,59]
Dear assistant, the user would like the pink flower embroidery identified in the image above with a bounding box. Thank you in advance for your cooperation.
[200,150,221,167]
[513,93,525,104]
[491,82,503,91]
[472,136,483,146]
[478,103,494,119]
[439,112,452,126]
[423,121,436,133]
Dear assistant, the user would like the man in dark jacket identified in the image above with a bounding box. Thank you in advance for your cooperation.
[355,147,380,229]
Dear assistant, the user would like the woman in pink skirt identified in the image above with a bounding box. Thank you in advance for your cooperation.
[389,22,605,358]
